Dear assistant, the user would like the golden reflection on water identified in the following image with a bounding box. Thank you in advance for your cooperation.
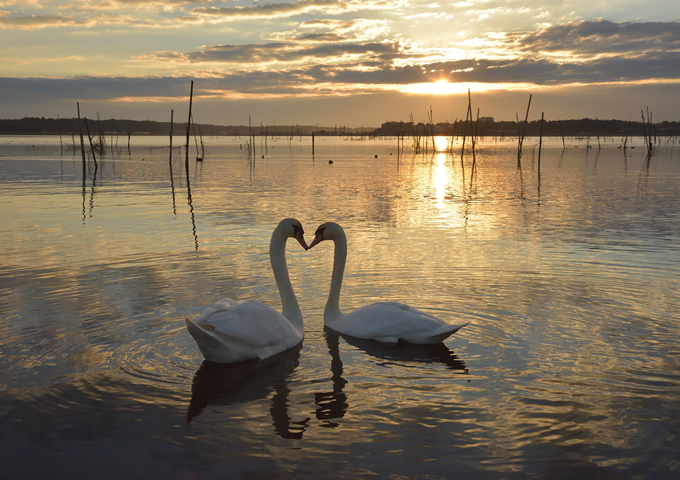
[1,137,679,477]
[434,152,448,207]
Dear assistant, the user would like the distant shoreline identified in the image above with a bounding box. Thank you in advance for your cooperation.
[1,116,679,137]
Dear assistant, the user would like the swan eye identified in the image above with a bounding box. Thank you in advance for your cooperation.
[314,226,326,239]
[292,223,304,235]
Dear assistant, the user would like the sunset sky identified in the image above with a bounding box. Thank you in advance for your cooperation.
[1,1,678,127]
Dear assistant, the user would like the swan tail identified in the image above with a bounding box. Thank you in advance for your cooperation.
[424,322,470,344]
[184,317,224,351]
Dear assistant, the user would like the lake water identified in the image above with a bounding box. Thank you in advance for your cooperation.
[1,133,679,478]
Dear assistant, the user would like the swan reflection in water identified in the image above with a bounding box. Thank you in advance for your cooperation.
[315,329,349,427]
[315,328,468,427]
[187,343,309,439]
[340,331,469,371]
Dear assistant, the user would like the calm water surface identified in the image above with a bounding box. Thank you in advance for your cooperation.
[1,134,679,478]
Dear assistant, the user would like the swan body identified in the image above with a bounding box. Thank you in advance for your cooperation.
[185,218,308,363]
[309,222,469,345]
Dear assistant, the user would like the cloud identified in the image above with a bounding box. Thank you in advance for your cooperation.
[299,18,360,29]
[0,75,191,101]
[0,2,208,30]
[86,0,210,10]
[144,40,405,65]
[0,14,96,29]
[0,0,42,6]
[1,14,679,107]
[4,48,678,105]
[504,20,680,57]
[318,52,680,87]
[291,32,357,43]
[0,10,149,30]
[191,0,391,21]
[133,17,680,87]
[271,17,390,42]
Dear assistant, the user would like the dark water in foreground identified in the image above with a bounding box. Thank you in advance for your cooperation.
[1,135,679,478]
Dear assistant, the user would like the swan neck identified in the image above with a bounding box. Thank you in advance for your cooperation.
[326,231,347,319]
[270,231,302,329]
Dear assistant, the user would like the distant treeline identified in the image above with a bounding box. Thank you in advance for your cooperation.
[0,117,370,137]
[374,118,680,137]
[1,116,679,137]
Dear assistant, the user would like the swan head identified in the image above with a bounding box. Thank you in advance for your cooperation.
[277,218,309,250]
[308,222,344,250]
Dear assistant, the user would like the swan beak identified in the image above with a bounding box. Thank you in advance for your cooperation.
[294,232,309,251]
[308,234,323,250]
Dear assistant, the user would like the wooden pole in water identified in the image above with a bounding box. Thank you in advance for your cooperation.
[96,112,105,155]
[199,125,205,159]
[192,114,201,160]
[460,89,471,164]
[471,108,480,169]
[641,109,649,153]
[185,80,194,170]
[647,108,654,154]
[248,115,254,158]
[77,102,87,168]
[538,112,544,179]
[84,117,97,167]
[312,131,315,157]
[57,115,63,156]
[169,109,174,165]
[518,94,532,168]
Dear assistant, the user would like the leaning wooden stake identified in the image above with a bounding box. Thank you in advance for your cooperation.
[248,115,255,158]
[57,115,63,156]
[185,80,194,170]
[471,108,480,169]
[518,94,532,168]
[169,109,174,166]
[538,112,544,180]
[192,114,201,160]
[84,117,97,167]
[460,89,472,164]
[169,110,177,215]
[641,109,649,155]
[77,102,87,169]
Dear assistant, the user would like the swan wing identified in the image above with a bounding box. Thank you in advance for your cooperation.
[188,298,302,363]
[335,301,468,344]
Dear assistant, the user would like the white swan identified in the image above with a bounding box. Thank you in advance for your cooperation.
[185,218,308,363]
[309,222,469,345]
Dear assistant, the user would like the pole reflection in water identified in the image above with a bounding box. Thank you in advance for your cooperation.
[185,160,199,250]
[169,153,177,215]
[81,161,98,223]
[186,343,308,438]
[88,164,97,219]
[82,167,86,222]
